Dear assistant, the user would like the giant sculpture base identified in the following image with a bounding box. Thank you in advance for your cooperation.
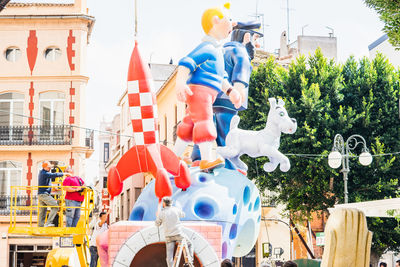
[108,221,222,267]
[130,167,261,259]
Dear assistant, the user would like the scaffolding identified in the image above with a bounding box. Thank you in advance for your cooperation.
[8,185,96,267]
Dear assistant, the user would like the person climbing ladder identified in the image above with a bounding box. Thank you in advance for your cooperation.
[155,197,194,267]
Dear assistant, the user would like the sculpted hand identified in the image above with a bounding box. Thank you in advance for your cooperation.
[176,81,193,102]
[229,89,243,109]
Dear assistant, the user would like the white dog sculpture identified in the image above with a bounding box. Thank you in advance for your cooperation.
[217,98,297,172]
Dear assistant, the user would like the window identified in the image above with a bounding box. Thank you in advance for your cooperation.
[125,102,129,126]
[0,161,22,195]
[158,123,160,142]
[134,187,141,201]
[164,115,167,145]
[116,130,120,147]
[0,93,24,127]
[174,105,178,125]
[104,143,110,163]
[127,188,130,218]
[121,102,126,128]
[39,92,64,141]
[121,192,124,220]
[44,47,61,61]
[0,93,24,142]
[103,177,107,189]
[4,47,21,62]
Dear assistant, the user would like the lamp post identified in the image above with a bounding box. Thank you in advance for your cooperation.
[328,134,373,203]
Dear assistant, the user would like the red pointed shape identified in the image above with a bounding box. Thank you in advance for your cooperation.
[174,161,191,190]
[107,146,145,199]
[117,145,147,175]
[160,144,180,175]
[107,166,122,199]
[155,169,172,200]
[27,30,38,75]
[127,41,152,82]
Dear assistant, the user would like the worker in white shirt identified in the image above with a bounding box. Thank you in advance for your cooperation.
[89,210,109,267]
[155,196,194,267]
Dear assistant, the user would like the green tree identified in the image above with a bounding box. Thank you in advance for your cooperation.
[241,50,400,261]
[241,49,351,216]
[364,0,400,48]
[341,54,400,263]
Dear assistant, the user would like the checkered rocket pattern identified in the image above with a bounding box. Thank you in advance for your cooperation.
[127,79,159,145]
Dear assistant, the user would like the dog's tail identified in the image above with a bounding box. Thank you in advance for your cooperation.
[230,115,240,130]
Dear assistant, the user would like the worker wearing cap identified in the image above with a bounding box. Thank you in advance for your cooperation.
[174,3,244,171]
[192,21,263,169]
[155,197,193,267]
[38,161,70,227]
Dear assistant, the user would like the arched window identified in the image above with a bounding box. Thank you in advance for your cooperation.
[44,47,61,61]
[4,47,21,62]
[39,92,65,141]
[0,93,24,142]
[0,161,22,195]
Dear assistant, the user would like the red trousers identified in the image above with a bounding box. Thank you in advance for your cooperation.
[176,84,218,144]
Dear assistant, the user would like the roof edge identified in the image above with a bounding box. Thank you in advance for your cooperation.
[368,34,388,51]
[8,2,74,7]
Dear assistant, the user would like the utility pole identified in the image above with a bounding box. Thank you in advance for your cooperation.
[287,0,290,43]
[281,0,295,44]
[134,0,138,37]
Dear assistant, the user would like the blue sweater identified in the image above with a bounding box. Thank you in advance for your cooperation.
[179,40,227,92]
[214,41,252,111]
[38,169,63,194]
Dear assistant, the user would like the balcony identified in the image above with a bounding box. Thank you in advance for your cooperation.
[0,194,38,216]
[0,125,72,146]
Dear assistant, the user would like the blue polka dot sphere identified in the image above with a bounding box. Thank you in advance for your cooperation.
[129,167,261,259]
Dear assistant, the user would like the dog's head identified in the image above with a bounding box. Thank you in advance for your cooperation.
[268,98,297,134]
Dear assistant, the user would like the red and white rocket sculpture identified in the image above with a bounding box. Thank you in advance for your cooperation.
[107,40,191,201]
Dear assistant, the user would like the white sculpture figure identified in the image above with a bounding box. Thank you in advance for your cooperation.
[217,97,297,172]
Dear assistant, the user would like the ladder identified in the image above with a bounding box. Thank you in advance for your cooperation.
[172,238,193,267]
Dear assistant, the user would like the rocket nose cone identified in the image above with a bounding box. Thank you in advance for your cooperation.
[127,40,152,82]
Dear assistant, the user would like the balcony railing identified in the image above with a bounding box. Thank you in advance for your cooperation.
[0,125,72,145]
[0,195,38,216]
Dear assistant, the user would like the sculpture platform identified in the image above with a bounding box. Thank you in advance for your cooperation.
[108,221,222,267]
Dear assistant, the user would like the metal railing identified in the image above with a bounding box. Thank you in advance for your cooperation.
[0,125,72,145]
[0,195,38,215]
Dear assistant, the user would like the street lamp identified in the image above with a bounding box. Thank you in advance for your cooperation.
[328,134,373,203]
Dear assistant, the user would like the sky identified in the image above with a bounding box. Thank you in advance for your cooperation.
[80,0,386,183]
[84,0,385,125]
